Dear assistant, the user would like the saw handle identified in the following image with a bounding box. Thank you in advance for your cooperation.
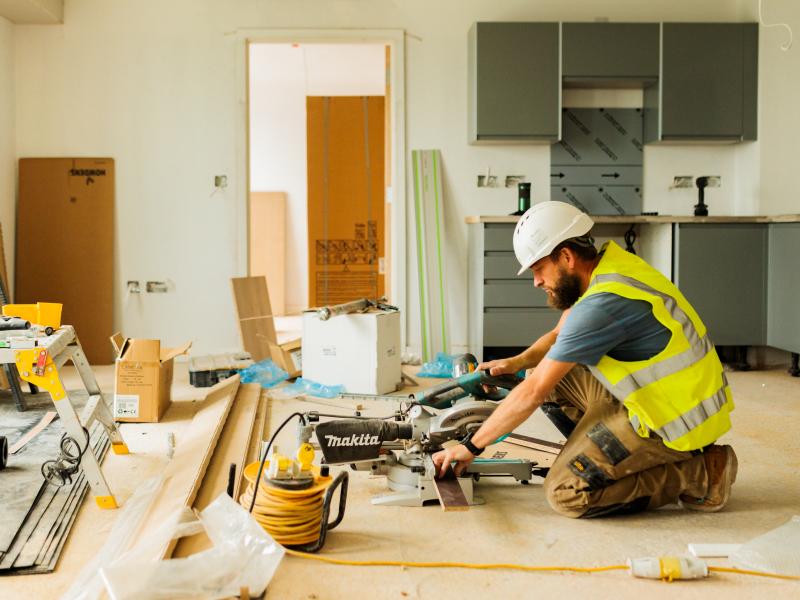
[475,371,523,401]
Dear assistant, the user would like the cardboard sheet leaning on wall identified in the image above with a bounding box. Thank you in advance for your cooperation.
[306,96,386,308]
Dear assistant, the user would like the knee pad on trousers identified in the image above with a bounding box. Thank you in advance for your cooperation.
[543,475,589,518]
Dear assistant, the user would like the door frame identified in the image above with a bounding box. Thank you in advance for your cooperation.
[235,28,407,346]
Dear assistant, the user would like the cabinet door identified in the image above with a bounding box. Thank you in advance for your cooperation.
[468,22,560,142]
[562,23,659,80]
[673,224,767,345]
[484,308,560,346]
[767,224,800,353]
[659,23,755,141]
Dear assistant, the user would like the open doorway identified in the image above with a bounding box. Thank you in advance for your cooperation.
[247,43,392,336]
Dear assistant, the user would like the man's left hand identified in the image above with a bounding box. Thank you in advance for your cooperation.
[432,444,476,478]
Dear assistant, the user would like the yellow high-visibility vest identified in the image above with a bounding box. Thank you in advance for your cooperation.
[577,241,733,451]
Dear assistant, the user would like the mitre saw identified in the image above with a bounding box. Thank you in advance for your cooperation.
[297,360,549,507]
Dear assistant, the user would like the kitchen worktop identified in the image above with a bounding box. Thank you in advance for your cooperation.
[466,214,800,224]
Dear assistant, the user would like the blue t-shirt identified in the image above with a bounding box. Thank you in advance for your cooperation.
[546,293,672,366]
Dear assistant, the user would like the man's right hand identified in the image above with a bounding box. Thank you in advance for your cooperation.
[478,356,523,377]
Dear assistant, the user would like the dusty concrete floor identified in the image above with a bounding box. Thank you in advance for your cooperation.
[2,364,798,599]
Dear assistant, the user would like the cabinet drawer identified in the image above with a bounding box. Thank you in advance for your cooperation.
[483,224,516,251]
[484,282,549,308]
[484,254,526,279]
[483,308,560,346]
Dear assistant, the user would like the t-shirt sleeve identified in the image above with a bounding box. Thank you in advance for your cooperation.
[546,295,628,366]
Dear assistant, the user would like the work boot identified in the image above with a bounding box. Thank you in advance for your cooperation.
[679,445,738,512]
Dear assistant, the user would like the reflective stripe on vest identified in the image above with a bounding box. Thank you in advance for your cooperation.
[586,272,712,399]
[654,383,729,443]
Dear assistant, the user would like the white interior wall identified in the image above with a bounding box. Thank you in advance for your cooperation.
[249,43,386,315]
[12,0,776,356]
[0,16,13,295]
[758,0,800,215]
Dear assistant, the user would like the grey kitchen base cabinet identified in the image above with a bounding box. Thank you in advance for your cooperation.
[673,223,768,346]
[470,218,800,372]
[469,223,560,361]
[768,224,800,354]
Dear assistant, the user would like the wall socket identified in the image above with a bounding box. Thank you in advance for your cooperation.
[505,175,526,188]
[672,176,694,188]
[477,174,498,187]
[671,175,722,189]
[214,175,228,189]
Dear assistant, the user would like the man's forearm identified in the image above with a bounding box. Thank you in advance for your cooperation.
[469,357,575,451]
[470,377,546,449]
[515,329,558,370]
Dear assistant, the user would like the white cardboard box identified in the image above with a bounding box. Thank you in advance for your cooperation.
[302,310,401,394]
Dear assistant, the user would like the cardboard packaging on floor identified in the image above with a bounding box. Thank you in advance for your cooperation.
[269,339,302,378]
[110,333,192,422]
[231,276,302,377]
[301,309,401,394]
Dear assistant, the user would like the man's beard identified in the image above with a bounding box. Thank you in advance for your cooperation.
[547,267,583,310]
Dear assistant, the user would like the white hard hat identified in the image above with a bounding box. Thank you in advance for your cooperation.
[513,201,595,276]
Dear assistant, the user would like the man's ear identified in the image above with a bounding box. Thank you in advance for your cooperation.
[560,246,577,269]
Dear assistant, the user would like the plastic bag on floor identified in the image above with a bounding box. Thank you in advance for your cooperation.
[417,352,457,378]
[730,515,800,576]
[100,493,285,600]
[61,475,167,600]
[238,359,288,388]
[270,377,345,400]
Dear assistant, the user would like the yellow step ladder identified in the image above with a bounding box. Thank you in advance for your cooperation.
[11,326,128,509]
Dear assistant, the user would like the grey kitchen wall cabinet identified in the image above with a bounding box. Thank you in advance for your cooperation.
[645,23,758,143]
[468,22,561,143]
[673,224,768,346]
[767,224,800,354]
[469,223,560,361]
[562,23,659,83]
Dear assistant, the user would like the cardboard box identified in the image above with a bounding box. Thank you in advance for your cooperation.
[301,309,400,394]
[110,333,192,422]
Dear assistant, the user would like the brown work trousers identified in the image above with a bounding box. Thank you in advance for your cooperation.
[542,365,709,518]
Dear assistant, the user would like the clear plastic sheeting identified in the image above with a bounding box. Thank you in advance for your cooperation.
[100,494,285,600]
[238,359,289,388]
[731,515,800,576]
[61,475,167,600]
[269,377,345,399]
